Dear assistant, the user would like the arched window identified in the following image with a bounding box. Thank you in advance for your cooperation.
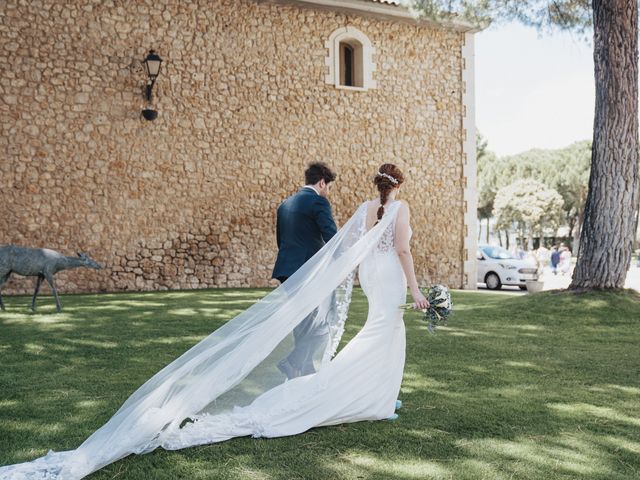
[339,40,365,87]
[341,42,355,86]
[325,27,376,91]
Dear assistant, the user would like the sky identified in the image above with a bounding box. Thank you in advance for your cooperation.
[474,22,595,157]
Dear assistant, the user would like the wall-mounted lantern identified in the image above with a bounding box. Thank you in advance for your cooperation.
[141,50,163,121]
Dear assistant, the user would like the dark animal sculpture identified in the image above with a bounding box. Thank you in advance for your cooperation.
[0,245,102,312]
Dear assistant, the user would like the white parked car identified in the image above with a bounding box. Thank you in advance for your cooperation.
[476,245,539,290]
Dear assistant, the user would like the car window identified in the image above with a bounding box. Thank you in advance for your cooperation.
[481,246,514,260]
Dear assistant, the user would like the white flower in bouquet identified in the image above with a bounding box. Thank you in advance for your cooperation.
[399,284,453,333]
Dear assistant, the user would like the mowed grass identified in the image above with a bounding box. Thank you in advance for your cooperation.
[0,288,639,480]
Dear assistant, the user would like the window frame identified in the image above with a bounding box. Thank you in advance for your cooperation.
[325,27,377,91]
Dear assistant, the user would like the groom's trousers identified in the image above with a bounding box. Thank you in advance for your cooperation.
[278,276,331,376]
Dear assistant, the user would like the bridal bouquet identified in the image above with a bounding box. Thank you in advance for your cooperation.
[400,285,453,333]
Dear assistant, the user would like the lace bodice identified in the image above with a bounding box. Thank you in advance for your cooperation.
[376,221,397,253]
[361,200,410,254]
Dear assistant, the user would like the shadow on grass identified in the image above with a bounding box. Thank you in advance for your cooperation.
[0,289,639,479]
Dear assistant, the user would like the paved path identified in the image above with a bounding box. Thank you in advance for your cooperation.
[475,263,640,295]
[539,264,640,291]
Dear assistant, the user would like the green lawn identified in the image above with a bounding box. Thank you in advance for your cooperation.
[1,288,639,480]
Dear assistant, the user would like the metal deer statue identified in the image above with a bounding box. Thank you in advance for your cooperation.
[0,245,102,312]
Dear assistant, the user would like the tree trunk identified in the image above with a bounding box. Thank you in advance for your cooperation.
[573,191,588,255]
[572,211,583,256]
[485,217,490,243]
[570,0,640,290]
[567,215,576,240]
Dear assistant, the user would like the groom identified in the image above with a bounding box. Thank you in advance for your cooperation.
[272,162,338,379]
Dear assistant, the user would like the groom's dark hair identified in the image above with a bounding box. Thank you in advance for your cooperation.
[305,162,336,185]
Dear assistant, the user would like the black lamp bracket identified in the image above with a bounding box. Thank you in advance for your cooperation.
[145,77,158,102]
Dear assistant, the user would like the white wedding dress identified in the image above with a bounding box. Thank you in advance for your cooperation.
[0,200,409,480]
[162,201,408,447]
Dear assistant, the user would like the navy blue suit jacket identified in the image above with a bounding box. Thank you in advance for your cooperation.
[272,188,337,280]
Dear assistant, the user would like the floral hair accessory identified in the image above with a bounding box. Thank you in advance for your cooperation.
[376,171,399,185]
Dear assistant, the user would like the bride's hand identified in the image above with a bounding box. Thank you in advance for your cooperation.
[411,290,430,310]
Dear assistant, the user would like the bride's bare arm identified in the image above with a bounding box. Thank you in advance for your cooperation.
[394,202,429,309]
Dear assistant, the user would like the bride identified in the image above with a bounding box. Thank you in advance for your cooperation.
[1,164,429,480]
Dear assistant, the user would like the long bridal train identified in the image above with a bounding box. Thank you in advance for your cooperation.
[0,201,406,480]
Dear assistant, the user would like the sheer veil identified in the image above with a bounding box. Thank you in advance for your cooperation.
[0,200,402,480]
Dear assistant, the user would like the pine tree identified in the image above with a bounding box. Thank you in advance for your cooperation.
[408,0,639,289]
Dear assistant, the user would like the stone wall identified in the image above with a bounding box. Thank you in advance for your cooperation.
[0,0,467,295]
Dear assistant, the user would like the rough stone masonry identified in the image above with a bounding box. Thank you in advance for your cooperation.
[0,0,468,294]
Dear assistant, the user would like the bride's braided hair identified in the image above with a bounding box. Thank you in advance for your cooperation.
[373,164,404,226]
